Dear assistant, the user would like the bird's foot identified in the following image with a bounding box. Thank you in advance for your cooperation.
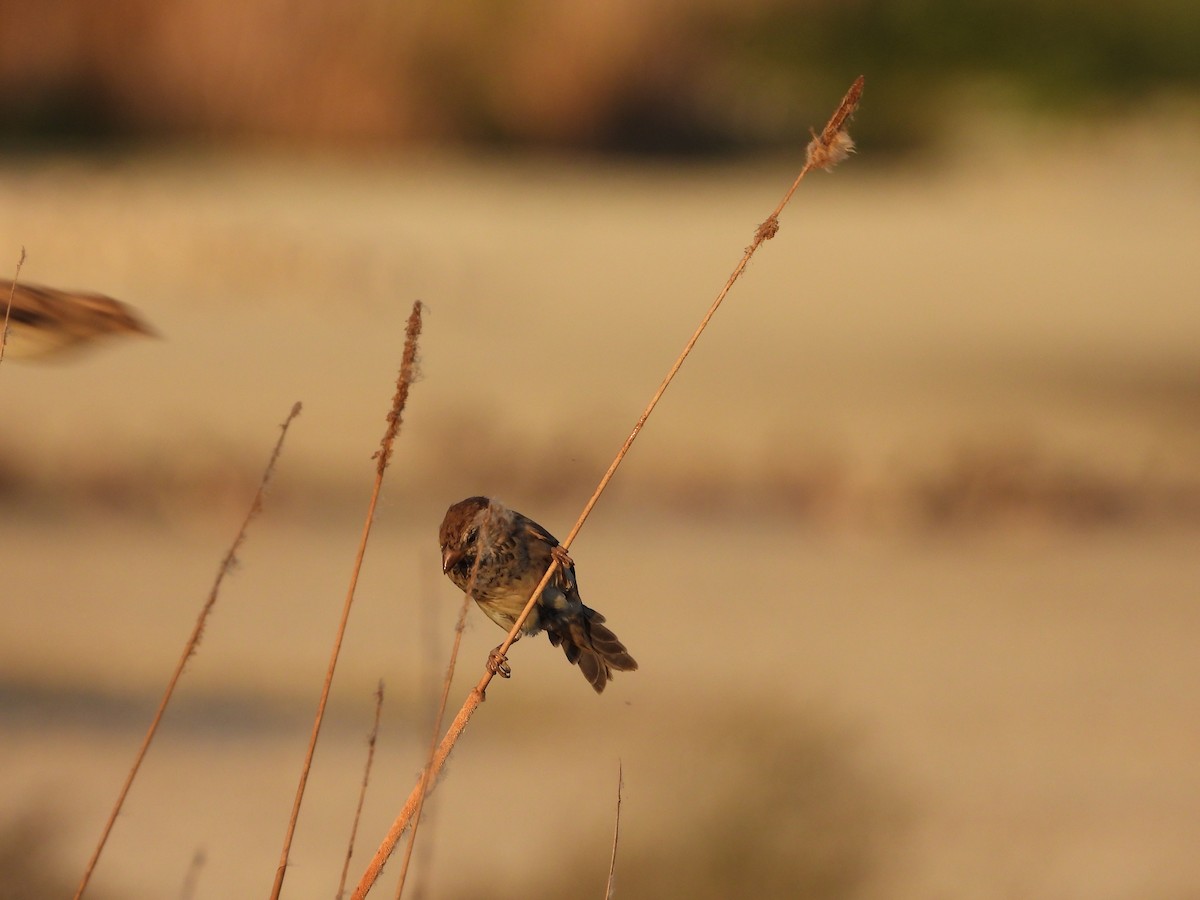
[487,646,512,679]
[551,545,574,570]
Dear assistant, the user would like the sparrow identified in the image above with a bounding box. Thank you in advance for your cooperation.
[0,279,156,360]
[439,496,638,694]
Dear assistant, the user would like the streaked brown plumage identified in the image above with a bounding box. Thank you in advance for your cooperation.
[0,279,155,359]
[439,496,637,694]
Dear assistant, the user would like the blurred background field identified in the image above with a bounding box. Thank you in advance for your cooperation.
[1,2,1198,899]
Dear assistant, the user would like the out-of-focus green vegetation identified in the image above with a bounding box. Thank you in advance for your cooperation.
[735,0,1200,151]
[0,0,1196,156]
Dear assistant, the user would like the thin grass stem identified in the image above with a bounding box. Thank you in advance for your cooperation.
[348,76,863,899]
[603,763,624,900]
[336,682,387,900]
[270,301,424,899]
[0,246,26,365]
[74,401,303,899]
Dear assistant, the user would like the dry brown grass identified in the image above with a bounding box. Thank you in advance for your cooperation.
[25,67,1185,900]
[2,116,1190,897]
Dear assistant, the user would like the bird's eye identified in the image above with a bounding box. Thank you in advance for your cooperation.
[465,526,479,545]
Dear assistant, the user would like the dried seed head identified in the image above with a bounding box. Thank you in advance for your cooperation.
[806,129,856,172]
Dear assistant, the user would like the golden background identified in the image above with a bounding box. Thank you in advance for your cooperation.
[1,3,1198,898]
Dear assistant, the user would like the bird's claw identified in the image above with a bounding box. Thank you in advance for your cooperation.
[487,647,511,679]
[551,545,574,570]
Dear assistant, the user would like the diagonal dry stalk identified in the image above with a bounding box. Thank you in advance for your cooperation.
[270,300,424,900]
[336,681,387,900]
[349,75,864,900]
[0,246,27,365]
[73,401,303,900]
[390,594,471,899]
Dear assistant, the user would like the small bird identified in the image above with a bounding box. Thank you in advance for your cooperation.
[0,279,156,360]
[439,496,638,693]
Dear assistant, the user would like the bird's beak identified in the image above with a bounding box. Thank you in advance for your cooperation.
[442,546,464,574]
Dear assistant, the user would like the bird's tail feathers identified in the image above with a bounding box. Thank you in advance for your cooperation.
[546,608,637,694]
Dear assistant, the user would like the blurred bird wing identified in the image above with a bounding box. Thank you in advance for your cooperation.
[1,279,156,359]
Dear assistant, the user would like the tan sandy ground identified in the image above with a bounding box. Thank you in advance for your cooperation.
[1,125,1198,897]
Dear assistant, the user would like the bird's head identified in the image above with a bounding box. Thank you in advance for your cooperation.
[438,496,492,574]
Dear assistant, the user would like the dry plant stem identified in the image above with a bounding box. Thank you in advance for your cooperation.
[0,246,26,364]
[350,76,864,899]
[392,587,474,900]
[74,402,303,900]
[491,75,865,668]
[271,301,424,900]
[604,763,624,900]
[336,682,387,900]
